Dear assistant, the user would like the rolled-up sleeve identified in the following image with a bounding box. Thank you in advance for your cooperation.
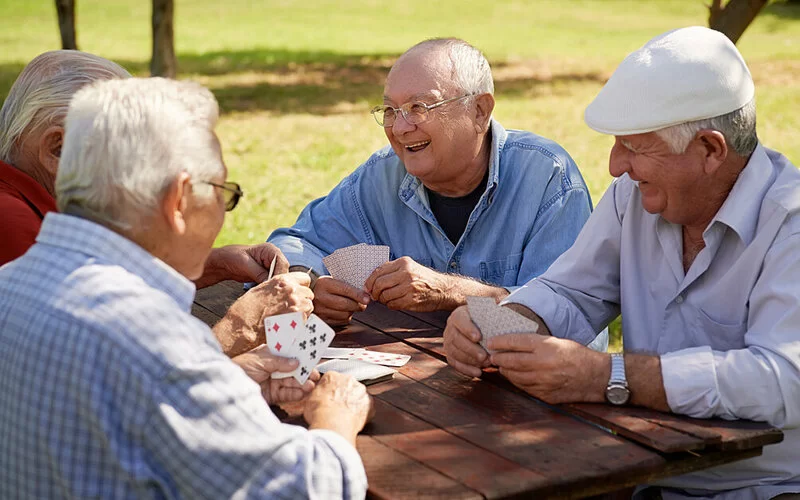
[662,233,800,428]
[268,171,373,275]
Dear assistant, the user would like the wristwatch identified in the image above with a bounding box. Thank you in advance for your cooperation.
[605,353,630,405]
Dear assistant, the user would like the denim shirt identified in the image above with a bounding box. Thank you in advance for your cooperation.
[269,120,593,289]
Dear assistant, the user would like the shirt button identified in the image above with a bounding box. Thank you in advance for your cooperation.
[675,295,684,304]
[450,262,457,269]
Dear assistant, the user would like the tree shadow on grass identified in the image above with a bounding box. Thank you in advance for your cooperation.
[0,47,607,115]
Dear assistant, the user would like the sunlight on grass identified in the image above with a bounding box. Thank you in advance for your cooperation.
[1,0,798,350]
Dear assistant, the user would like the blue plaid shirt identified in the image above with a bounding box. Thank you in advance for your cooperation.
[0,213,367,499]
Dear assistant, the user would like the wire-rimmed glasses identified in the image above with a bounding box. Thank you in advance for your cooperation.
[370,94,472,127]
[201,181,243,211]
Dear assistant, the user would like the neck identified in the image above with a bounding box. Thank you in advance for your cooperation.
[13,154,56,197]
[425,131,492,197]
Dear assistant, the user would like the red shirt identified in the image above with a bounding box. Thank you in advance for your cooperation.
[0,160,57,266]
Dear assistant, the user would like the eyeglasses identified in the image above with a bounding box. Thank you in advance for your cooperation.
[370,94,473,127]
[201,181,243,211]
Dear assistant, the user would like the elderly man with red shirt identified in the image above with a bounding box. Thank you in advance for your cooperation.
[0,52,292,295]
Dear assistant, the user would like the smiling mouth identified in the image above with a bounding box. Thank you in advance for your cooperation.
[405,140,430,153]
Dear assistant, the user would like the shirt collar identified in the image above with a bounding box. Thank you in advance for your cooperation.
[35,212,196,311]
[398,118,506,202]
[708,143,773,246]
[0,160,57,219]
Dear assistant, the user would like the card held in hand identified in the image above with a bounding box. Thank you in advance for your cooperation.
[266,313,335,384]
[466,296,539,354]
[322,243,390,290]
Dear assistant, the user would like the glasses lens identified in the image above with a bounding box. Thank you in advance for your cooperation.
[403,102,429,125]
[371,105,394,127]
[223,182,242,211]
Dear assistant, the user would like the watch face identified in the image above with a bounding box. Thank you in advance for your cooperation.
[606,385,630,405]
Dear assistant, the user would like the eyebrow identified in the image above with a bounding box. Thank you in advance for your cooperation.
[620,139,639,153]
[383,92,441,103]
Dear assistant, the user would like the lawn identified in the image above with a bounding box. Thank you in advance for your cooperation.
[2,0,799,347]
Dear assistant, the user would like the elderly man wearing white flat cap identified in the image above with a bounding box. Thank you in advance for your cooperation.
[443,26,800,498]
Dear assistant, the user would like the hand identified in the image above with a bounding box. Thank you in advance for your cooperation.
[214,272,314,356]
[488,334,608,405]
[232,344,319,404]
[198,243,289,288]
[365,257,456,311]
[312,276,370,326]
[443,305,491,377]
[304,372,375,446]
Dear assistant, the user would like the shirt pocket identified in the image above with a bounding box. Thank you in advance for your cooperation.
[479,253,523,286]
[690,303,747,350]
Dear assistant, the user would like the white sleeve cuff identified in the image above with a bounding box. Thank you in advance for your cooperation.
[660,346,721,419]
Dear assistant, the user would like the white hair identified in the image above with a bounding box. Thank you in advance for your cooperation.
[655,99,758,157]
[0,50,130,164]
[406,38,495,98]
[56,78,223,231]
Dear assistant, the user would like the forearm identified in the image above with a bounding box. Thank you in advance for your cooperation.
[212,316,261,357]
[441,275,509,310]
[195,248,228,289]
[625,353,670,412]
[308,415,362,448]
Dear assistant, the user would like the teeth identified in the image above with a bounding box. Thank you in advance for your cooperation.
[405,140,430,149]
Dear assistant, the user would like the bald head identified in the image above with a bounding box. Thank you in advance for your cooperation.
[0,50,130,164]
[391,38,494,97]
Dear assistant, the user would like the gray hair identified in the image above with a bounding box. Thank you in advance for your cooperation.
[56,78,224,231]
[655,99,758,157]
[406,38,495,97]
[0,50,131,164]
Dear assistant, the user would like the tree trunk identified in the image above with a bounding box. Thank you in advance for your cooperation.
[151,0,176,78]
[54,0,78,50]
[708,0,769,44]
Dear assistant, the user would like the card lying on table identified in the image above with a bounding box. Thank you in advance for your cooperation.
[466,296,539,354]
[316,359,396,386]
[322,243,390,289]
[321,347,411,367]
[265,312,335,384]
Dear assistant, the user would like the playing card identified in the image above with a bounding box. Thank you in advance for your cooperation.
[466,296,539,353]
[346,349,411,367]
[322,243,390,289]
[322,347,368,359]
[316,359,396,385]
[271,314,336,384]
[264,312,304,357]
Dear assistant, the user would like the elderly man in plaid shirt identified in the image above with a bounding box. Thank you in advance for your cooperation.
[0,77,372,499]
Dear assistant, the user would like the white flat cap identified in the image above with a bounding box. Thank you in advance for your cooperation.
[584,26,754,135]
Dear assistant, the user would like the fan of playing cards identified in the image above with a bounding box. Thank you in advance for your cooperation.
[265,312,336,384]
[323,243,390,289]
[466,296,539,354]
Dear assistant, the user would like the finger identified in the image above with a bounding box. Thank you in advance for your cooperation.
[267,356,300,374]
[312,302,355,325]
[491,351,540,371]
[370,272,406,303]
[282,271,312,287]
[273,252,290,275]
[448,332,488,366]
[448,356,483,378]
[364,260,400,292]
[316,288,365,313]
[486,333,542,353]
[307,369,322,383]
[318,277,370,304]
[497,366,541,389]
[273,384,308,404]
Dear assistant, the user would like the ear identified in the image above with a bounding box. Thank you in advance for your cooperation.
[37,125,64,176]
[694,130,728,175]
[473,93,495,134]
[160,172,192,236]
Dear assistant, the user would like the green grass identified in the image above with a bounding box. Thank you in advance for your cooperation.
[2,0,799,349]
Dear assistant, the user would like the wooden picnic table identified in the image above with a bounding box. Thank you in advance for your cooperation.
[193,281,784,499]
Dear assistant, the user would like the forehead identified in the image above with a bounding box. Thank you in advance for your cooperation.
[384,48,459,103]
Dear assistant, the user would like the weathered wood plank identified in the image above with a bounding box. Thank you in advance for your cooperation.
[566,404,783,453]
[193,279,243,317]
[354,303,447,358]
[191,303,222,328]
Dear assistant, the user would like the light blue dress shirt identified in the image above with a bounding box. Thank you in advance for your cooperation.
[0,213,367,499]
[505,145,800,499]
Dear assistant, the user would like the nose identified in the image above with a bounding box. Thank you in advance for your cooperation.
[390,112,416,136]
[608,138,631,178]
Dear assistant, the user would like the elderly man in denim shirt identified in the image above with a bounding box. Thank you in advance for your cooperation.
[269,38,598,336]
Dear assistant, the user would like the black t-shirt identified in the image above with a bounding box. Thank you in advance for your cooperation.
[426,169,489,245]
